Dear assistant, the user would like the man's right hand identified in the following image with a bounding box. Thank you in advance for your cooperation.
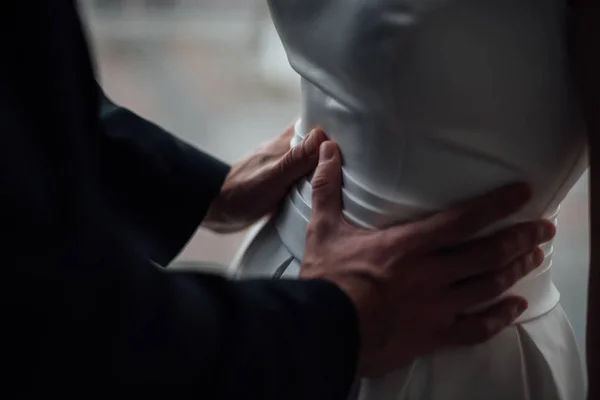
[300,141,556,378]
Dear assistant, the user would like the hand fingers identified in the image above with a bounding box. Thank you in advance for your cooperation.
[310,141,343,227]
[445,296,528,347]
[279,122,296,143]
[438,220,555,284]
[388,183,532,253]
[448,247,544,310]
[276,129,327,183]
[269,123,297,154]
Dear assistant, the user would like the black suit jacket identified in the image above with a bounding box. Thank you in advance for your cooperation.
[1,1,358,397]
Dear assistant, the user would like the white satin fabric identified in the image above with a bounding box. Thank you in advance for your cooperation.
[233,216,585,400]
[233,0,587,398]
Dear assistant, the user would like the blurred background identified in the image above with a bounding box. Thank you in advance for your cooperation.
[80,0,590,363]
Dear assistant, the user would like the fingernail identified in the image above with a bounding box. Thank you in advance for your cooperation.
[538,222,556,242]
[303,129,323,155]
[532,247,544,266]
[515,299,528,316]
[519,299,529,312]
[320,141,335,162]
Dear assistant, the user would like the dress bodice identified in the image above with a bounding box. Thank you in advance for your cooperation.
[263,0,588,322]
[268,0,587,227]
[233,3,588,393]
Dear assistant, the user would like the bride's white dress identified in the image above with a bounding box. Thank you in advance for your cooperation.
[233,0,587,398]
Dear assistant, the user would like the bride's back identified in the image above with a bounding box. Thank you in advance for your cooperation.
[269,0,586,226]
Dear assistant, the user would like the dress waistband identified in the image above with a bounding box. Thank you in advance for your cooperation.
[292,119,432,228]
[276,120,560,323]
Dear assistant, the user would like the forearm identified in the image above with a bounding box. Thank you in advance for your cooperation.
[98,87,230,264]
[211,278,359,399]
[23,250,358,397]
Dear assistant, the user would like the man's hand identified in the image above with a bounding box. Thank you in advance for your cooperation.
[301,141,556,378]
[203,125,326,233]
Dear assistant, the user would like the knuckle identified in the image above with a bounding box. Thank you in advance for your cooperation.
[472,327,490,344]
[516,225,538,249]
[513,255,530,276]
[532,247,545,267]
[488,225,538,264]
[295,141,311,162]
[513,252,538,277]
[491,231,526,262]
[359,236,387,264]
[311,173,330,192]
[253,147,271,165]
[377,231,402,254]
[305,222,318,238]
[509,232,527,254]
[280,144,309,174]
[391,224,426,253]
[473,320,500,343]
[471,288,491,306]
[492,238,515,263]
[520,250,541,274]
[306,218,330,241]
[489,273,511,297]
[503,224,536,253]
[292,145,305,163]
[305,223,319,244]
[278,152,295,175]
[445,208,475,237]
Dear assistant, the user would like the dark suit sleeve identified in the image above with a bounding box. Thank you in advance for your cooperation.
[92,91,358,394]
[94,95,360,397]
[80,244,359,397]
[119,269,361,398]
[97,87,230,265]
[2,2,360,398]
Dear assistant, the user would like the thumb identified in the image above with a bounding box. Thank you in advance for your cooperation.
[276,129,327,184]
[311,141,343,219]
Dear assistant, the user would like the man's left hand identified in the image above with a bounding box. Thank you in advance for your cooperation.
[203,125,326,233]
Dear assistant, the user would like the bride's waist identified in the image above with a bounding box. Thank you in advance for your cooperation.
[291,124,433,228]
[274,182,560,323]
